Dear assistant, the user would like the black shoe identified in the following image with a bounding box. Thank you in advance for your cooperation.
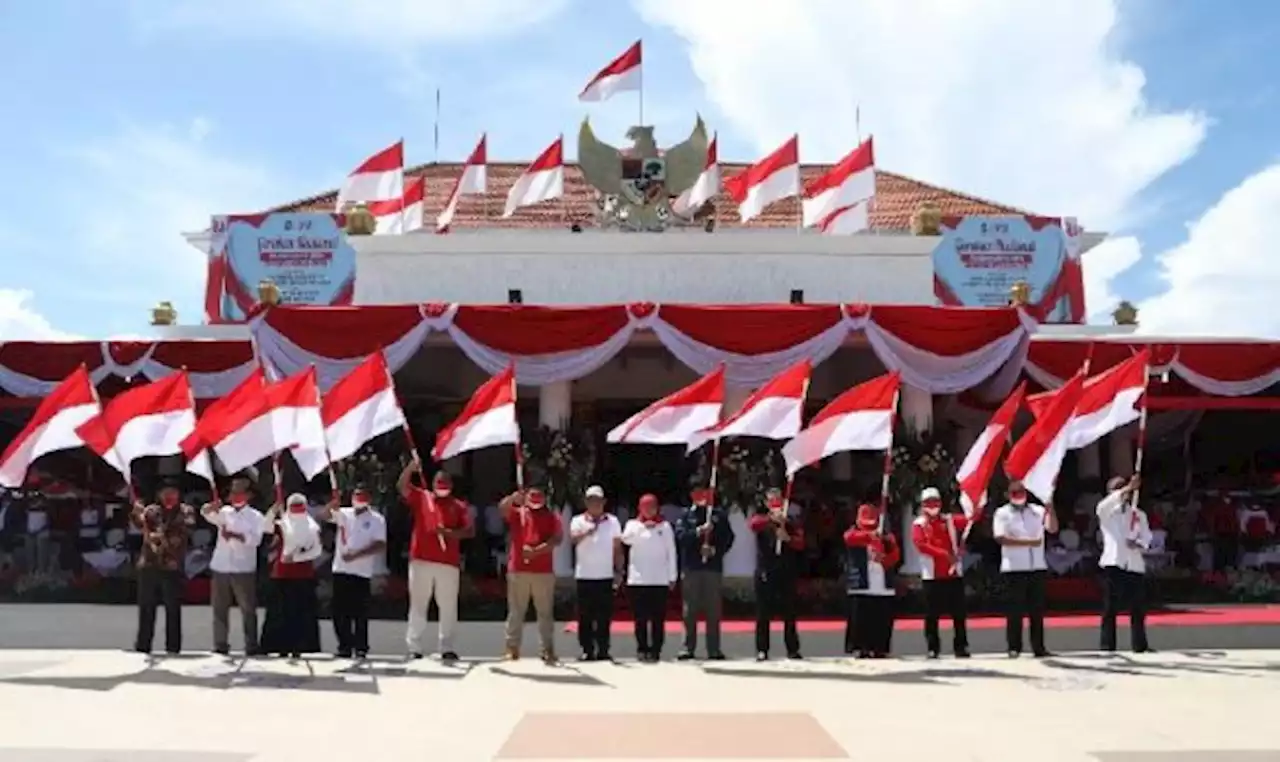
[755,651,768,662]
[133,646,150,655]
[289,652,302,660]
[1101,646,1117,653]
[1007,650,1021,659]
[855,651,871,659]
[927,650,940,660]
[597,652,613,662]
[843,646,855,655]
[578,652,595,662]
[441,651,460,663]
[1134,647,1155,654]
[1032,650,1052,659]
[786,651,803,660]
[706,652,726,661]
[676,650,695,661]
[336,649,353,659]
[214,646,230,656]
[409,652,424,660]
[165,649,181,656]
[355,650,368,660]
[954,649,971,659]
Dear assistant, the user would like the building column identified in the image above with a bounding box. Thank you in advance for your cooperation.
[723,385,752,416]
[539,380,572,430]
[1109,426,1135,479]
[898,383,933,575]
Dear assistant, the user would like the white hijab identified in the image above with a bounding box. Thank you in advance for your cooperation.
[280,494,322,562]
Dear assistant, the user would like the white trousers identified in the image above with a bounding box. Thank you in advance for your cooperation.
[406,560,460,653]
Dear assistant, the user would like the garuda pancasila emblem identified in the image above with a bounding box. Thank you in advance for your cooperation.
[578,116,710,232]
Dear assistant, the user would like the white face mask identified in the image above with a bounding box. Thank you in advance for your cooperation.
[923,503,941,517]
[353,501,370,510]
[433,488,451,498]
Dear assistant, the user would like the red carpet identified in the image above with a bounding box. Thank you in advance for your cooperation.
[564,604,1280,634]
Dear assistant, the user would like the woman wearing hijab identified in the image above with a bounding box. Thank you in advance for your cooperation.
[259,492,328,658]
[843,503,901,658]
[620,494,678,662]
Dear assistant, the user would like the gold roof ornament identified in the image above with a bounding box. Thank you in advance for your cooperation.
[910,201,942,236]
[257,278,282,307]
[1008,280,1031,307]
[1113,300,1138,326]
[150,301,177,326]
[344,203,377,236]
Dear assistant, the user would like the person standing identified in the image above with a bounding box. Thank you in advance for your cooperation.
[131,480,195,655]
[910,487,973,659]
[399,462,474,662]
[202,484,267,656]
[501,486,561,663]
[842,504,900,658]
[991,480,1058,658]
[620,494,678,663]
[259,493,324,658]
[1096,475,1153,653]
[326,486,387,659]
[748,488,805,661]
[569,485,622,662]
[673,486,733,661]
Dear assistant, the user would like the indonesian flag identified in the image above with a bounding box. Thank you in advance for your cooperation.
[0,366,99,488]
[433,365,519,461]
[672,135,719,217]
[955,382,1025,518]
[437,135,488,233]
[819,201,871,235]
[368,175,426,235]
[578,40,642,102]
[504,137,564,218]
[316,353,407,470]
[607,366,724,445]
[335,140,404,209]
[782,372,899,476]
[687,360,810,453]
[1027,350,1149,450]
[724,135,800,223]
[1005,373,1086,502]
[76,372,198,479]
[802,137,875,228]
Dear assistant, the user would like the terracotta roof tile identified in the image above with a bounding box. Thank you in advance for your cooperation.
[274,162,1031,232]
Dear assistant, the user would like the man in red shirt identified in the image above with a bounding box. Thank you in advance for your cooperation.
[500,486,562,663]
[399,461,474,662]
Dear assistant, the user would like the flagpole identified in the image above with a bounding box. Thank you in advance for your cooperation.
[181,365,218,499]
[378,347,443,550]
[433,89,441,164]
[702,437,721,557]
[778,375,811,552]
[247,332,285,506]
[309,366,340,496]
[795,135,804,234]
[878,387,902,532]
[399,134,407,236]
[511,367,525,490]
[638,47,644,126]
[1129,358,1153,510]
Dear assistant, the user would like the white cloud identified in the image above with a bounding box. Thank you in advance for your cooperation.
[1139,163,1280,337]
[636,0,1207,310]
[1082,236,1142,322]
[129,0,569,47]
[0,290,78,341]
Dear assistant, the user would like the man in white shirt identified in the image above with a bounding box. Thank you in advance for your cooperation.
[201,484,267,656]
[991,480,1058,658]
[324,486,387,659]
[1096,475,1152,653]
[569,485,621,661]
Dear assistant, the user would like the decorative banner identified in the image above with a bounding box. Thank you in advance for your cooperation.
[205,213,356,323]
[932,215,1085,323]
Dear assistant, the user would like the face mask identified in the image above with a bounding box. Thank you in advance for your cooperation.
[526,494,546,510]
[922,500,941,517]
[160,493,179,509]
[767,499,784,512]
[433,488,452,498]
[288,503,307,515]
[353,500,370,511]
[229,492,248,507]
[1010,492,1027,507]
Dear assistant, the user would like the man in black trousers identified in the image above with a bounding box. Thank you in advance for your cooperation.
[991,480,1058,658]
[748,488,804,661]
[131,480,195,655]
[674,486,734,661]
[1095,475,1153,653]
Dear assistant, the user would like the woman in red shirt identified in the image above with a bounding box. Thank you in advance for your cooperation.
[259,493,328,658]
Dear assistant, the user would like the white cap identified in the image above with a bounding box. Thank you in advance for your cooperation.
[585,485,605,499]
[920,487,941,502]
[286,492,307,506]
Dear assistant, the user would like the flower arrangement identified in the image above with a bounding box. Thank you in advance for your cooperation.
[690,440,784,513]
[334,449,408,502]
[520,425,597,510]
[1227,568,1280,602]
[888,427,959,515]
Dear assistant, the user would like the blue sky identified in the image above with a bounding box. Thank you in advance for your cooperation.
[1,0,1277,338]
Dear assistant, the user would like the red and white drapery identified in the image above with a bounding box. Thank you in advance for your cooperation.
[1027,341,1280,398]
[0,341,256,399]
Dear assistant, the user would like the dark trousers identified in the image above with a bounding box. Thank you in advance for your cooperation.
[680,570,723,655]
[754,572,800,656]
[331,573,372,654]
[844,594,894,655]
[1100,566,1149,652]
[135,568,183,653]
[629,584,668,656]
[1003,570,1047,654]
[922,577,969,654]
[576,578,614,657]
[260,578,320,656]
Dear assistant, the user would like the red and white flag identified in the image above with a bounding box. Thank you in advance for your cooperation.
[368,175,425,235]
[316,353,407,469]
[608,366,724,445]
[819,201,871,235]
[504,137,564,218]
[956,382,1025,518]
[437,135,488,233]
[579,40,642,102]
[0,366,100,488]
[672,135,719,217]
[782,372,899,476]
[1028,350,1149,450]
[1005,373,1086,501]
[76,372,198,479]
[335,140,404,209]
[724,135,800,222]
[803,137,875,228]
[688,360,810,453]
[433,365,519,461]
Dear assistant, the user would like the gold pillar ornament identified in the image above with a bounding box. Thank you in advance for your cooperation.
[150,301,177,326]
[257,278,282,307]
[344,203,377,236]
[1112,300,1138,326]
[910,201,942,236]
[1008,280,1031,307]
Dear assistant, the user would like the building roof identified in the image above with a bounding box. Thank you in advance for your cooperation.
[273,162,1030,231]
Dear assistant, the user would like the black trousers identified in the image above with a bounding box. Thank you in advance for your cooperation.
[331,573,372,654]
[576,578,615,657]
[1100,566,1149,652]
[754,571,800,656]
[135,567,183,653]
[629,584,668,656]
[260,578,321,656]
[1003,570,1047,654]
[844,594,894,655]
[922,577,969,654]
